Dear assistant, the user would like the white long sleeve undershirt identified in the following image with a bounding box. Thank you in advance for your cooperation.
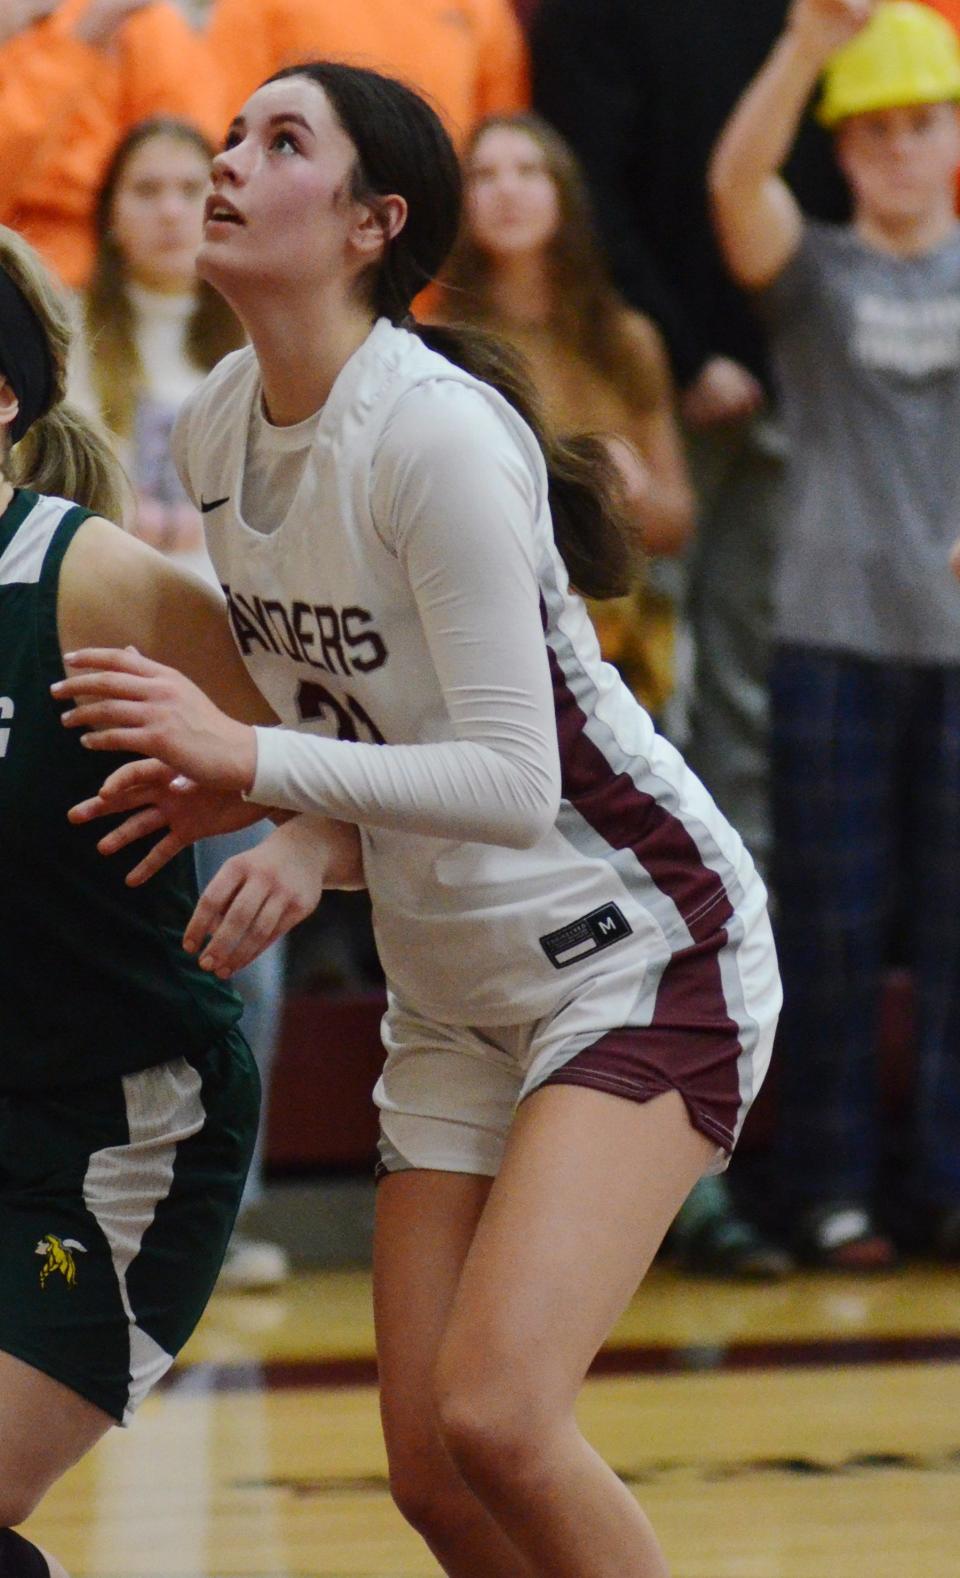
[246,381,563,849]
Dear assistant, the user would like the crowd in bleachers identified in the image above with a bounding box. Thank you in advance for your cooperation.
[5,0,960,1280]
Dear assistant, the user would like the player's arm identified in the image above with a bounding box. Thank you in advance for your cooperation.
[58,515,273,723]
[709,0,876,289]
[58,517,365,890]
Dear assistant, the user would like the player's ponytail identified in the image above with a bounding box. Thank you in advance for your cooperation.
[0,225,125,522]
[267,63,636,600]
[409,320,633,598]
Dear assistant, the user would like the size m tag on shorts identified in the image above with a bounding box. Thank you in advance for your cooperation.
[539,903,633,969]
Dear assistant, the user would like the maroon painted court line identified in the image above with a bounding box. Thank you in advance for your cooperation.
[164,1333,960,1397]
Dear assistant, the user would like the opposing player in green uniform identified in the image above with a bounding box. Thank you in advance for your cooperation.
[0,223,361,1578]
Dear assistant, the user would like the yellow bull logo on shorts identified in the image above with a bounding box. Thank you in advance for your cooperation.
[35,1235,87,1290]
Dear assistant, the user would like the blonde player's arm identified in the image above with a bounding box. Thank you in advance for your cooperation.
[709,0,876,289]
[58,514,272,721]
[58,515,364,892]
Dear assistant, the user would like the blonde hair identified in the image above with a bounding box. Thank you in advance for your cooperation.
[86,119,244,439]
[0,226,125,520]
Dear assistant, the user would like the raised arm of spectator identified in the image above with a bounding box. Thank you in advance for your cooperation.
[531,0,705,387]
[709,0,877,288]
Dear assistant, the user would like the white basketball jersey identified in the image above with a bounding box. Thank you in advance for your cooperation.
[174,320,760,1023]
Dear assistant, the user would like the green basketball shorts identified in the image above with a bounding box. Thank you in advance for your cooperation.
[0,1029,259,1423]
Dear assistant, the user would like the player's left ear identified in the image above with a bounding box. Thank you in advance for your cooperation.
[350,194,408,261]
[0,376,19,435]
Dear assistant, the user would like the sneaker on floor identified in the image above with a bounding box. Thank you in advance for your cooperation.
[218,1236,291,1292]
[676,1210,794,1280]
[670,1176,794,1280]
[796,1202,897,1271]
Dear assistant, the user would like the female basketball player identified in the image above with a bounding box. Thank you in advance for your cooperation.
[57,64,781,1578]
[0,222,359,1578]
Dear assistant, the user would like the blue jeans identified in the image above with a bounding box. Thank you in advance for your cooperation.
[771,646,960,1213]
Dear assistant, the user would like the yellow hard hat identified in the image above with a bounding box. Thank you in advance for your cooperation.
[817,1,960,127]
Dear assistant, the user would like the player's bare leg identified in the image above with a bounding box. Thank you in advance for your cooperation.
[0,1350,113,1576]
[374,1171,533,1576]
[433,1086,715,1577]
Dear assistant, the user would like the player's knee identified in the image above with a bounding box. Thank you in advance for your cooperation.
[0,1527,52,1577]
[433,1369,546,1490]
[386,1455,465,1539]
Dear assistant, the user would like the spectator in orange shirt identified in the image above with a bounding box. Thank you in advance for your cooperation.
[205,0,529,145]
[0,0,227,287]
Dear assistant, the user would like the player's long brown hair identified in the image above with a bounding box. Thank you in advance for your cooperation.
[0,226,124,520]
[266,63,635,600]
[85,118,244,439]
[441,113,662,410]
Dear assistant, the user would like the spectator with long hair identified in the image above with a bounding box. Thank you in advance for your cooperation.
[71,117,243,565]
[437,111,694,717]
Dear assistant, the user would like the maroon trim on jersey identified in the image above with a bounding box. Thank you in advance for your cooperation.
[543,930,744,1152]
[547,641,734,942]
[544,636,743,1143]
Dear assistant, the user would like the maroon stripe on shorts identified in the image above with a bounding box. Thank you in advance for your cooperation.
[544,640,743,1144]
[545,930,743,1151]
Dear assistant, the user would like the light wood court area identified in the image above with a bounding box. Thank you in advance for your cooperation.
[25,1264,960,1577]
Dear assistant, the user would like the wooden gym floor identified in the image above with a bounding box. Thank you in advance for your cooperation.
[25,1261,960,1577]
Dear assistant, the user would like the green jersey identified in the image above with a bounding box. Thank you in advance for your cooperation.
[0,489,241,1092]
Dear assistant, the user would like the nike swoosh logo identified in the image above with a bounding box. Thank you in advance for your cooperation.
[200,495,230,514]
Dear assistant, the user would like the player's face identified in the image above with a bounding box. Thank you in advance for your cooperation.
[465,127,561,261]
[110,135,210,292]
[836,102,960,228]
[198,78,364,298]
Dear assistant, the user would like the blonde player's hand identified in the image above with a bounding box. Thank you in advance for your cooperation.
[787,0,878,62]
[52,647,257,792]
[184,817,350,977]
[68,759,266,886]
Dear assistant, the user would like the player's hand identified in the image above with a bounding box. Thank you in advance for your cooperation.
[68,759,266,885]
[72,0,153,48]
[787,0,878,64]
[184,817,353,978]
[52,647,257,792]
[951,538,960,582]
[681,357,765,430]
